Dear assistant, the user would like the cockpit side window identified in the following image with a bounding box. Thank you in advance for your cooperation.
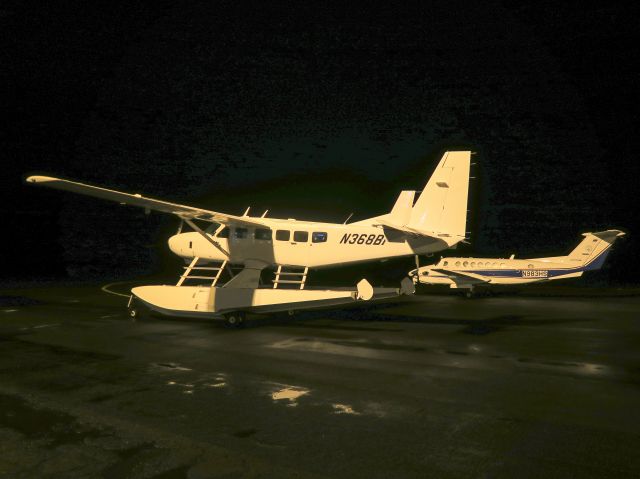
[275,230,290,241]
[234,227,248,239]
[293,231,309,242]
[312,232,327,243]
[216,226,230,238]
[255,228,272,241]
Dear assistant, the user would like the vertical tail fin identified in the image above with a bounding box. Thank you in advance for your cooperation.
[566,230,625,270]
[408,151,471,243]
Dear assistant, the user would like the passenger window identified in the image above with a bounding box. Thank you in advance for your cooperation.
[528,264,534,269]
[455,261,460,267]
[275,230,290,241]
[255,228,272,241]
[443,261,448,266]
[312,232,327,243]
[216,226,229,238]
[471,262,476,267]
[463,261,468,267]
[477,262,483,267]
[293,231,308,242]
[234,228,248,239]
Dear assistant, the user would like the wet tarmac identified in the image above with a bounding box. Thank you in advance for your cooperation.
[1,286,639,478]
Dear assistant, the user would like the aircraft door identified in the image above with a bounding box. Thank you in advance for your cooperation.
[289,231,309,264]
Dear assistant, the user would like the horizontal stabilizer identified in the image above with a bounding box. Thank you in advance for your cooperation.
[372,218,440,238]
[388,190,415,225]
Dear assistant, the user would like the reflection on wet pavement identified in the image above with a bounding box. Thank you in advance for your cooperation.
[269,384,310,406]
[0,288,639,478]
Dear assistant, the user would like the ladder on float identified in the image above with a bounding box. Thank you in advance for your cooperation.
[177,257,229,287]
[273,266,309,290]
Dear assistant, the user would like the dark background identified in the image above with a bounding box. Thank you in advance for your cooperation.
[2,1,637,286]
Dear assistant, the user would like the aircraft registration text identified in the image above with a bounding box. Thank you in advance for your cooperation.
[339,234,386,245]
[521,270,548,278]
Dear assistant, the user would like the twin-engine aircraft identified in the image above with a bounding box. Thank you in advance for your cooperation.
[410,229,625,297]
[27,151,471,324]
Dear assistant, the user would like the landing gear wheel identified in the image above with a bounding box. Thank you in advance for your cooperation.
[127,295,140,320]
[224,312,246,328]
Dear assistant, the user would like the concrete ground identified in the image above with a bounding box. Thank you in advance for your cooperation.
[1,285,639,478]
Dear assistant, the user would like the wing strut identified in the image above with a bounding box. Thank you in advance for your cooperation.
[183,218,230,258]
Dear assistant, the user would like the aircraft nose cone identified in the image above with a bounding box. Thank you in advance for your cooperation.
[168,234,183,256]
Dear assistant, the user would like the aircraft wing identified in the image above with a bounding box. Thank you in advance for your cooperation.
[26,175,266,227]
[431,268,490,283]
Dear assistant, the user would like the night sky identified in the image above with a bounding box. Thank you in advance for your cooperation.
[3,1,638,285]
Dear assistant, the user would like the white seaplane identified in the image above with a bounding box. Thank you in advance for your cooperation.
[410,229,625,297]
[27,150,471,325]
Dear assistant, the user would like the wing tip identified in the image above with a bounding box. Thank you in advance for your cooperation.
[25,175,59,184]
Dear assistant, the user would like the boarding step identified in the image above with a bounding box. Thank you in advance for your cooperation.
[182,266,223,271]
[273,266,308,290]
[177,257,230,287]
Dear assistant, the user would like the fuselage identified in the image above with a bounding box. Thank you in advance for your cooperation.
[169,218,451,268]
[418,256,586,286]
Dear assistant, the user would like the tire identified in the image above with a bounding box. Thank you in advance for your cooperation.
[128,307,138,320]
[224,312,245,328]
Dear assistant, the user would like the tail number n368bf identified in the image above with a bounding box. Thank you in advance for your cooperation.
[340,234,386,245]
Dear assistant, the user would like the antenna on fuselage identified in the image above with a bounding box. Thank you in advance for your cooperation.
[242,206,250,216]
[343,212,354,224]
[261,209,269,218]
